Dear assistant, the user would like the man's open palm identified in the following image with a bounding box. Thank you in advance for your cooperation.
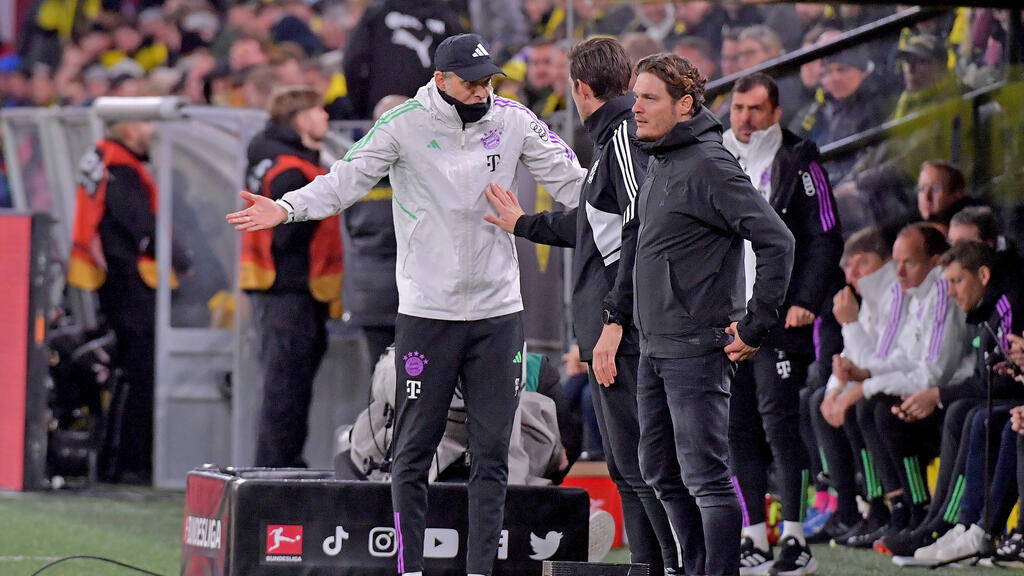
[227,190,287,231]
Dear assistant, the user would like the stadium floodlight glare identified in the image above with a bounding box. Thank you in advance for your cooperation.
[92,97,187,122]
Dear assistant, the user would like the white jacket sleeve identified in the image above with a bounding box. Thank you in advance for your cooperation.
[863,294,968,398]
[281,119,400,222]
[842,320,878,367]
[518,117,585,209]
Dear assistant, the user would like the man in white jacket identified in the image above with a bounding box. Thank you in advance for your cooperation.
[228,33,586,576]
[813,227,899,543]
[832,223,970,540]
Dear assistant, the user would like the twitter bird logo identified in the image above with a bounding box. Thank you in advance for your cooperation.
[529,531,563,560]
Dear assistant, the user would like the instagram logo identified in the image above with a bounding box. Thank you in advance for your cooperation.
[369,527,397,557]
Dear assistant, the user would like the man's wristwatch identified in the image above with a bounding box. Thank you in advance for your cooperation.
[602,308,623,326]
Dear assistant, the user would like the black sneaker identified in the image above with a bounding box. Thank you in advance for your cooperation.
[805,514,854,545]
[844,523,888,548]
[991,532,1024,568]
[882,525,940,558]
[739,536,774,575]
[768,536,818,575]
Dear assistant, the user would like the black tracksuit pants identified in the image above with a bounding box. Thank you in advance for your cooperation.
[390,312,523,576]
[809,386,864,524]
[250,291,328,468]
[860,395,941,513]
[638,352,737,576]
[729,348,811,526]
[917,398,982,530]
[588,355,689,575]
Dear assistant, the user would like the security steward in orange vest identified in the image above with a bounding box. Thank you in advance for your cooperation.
[69,120,192,484]
[241,86,343,467]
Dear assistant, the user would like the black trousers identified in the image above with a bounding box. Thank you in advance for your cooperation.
[809,386,864,523]
[638,352,738,576]
[729,348,811,525]
[98,276,155,482]
[250,292,328,468]
[588,355,684,575]
[918,398,981,529]
[390,312,523,576]
[861,394,941,509]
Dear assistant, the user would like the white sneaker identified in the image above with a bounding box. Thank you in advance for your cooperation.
[933,524,986,563]
[588,509,615,562]
[739,536,774,575]
[914,524,966,562]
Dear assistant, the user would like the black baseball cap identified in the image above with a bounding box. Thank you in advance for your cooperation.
[434,33,504,82]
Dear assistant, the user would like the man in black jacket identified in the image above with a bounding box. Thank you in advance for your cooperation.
[343,0,463,119]
[484,37,699,575]
[630,54,794,575]
[722,72,844,575]
[242,86,344,467]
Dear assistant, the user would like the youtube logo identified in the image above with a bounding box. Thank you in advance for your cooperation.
[423,528,459,559]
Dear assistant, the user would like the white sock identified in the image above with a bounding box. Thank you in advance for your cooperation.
[403,572,423,576]
[782,521,805,545]
[743,522,769,551]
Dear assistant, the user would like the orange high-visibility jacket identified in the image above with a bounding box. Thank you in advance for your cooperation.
[240,154,343,313]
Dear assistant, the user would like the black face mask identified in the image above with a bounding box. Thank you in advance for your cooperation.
[439,88,490,125]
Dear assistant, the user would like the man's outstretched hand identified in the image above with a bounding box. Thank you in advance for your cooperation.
[227,190,288,231]
[483,183,525,233]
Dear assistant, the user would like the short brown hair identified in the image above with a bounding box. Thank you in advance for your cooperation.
[267,85,322,125]
[842,226,890,265]
[634,53,706,109]
[921,159,966,196]
[940,239,995,273]
[569,37,631,101]
[899,221,950,258]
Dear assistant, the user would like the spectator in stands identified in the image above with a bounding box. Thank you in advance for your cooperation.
[344,0,462,119]
[468,0,529,61]
[916,160,981,231]
[722,73,843,575]
[836,34,963,229]
[229,33,270,73]
[623,2,683,46]
[343,95,402,367]
[888,240,1024,562]
[673,1,728,55]
[241,86,343,468]
[68,119,192,484]
[833,224,967,545]
[620,32,662,89]
[671,36,717,80]
[792,37,892,184]
[240,65,277,110]
[709,29,742,120]
[812,228,896,544]
[735,25,807,127]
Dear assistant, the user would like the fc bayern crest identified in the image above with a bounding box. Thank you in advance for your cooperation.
[481,130,502,150]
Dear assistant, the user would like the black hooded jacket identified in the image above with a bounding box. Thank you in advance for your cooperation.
[513,94,644,361]
[940,267,1024,406]
[632,107,795,358]
[760,129,845,356]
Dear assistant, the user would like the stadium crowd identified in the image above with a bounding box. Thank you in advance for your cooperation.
[4,0,1024,573]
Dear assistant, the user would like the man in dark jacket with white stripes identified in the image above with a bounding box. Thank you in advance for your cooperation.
[630,53,794,576]
[484,37,700,575]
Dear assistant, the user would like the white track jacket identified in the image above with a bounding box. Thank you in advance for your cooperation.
[278,81,585,321]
